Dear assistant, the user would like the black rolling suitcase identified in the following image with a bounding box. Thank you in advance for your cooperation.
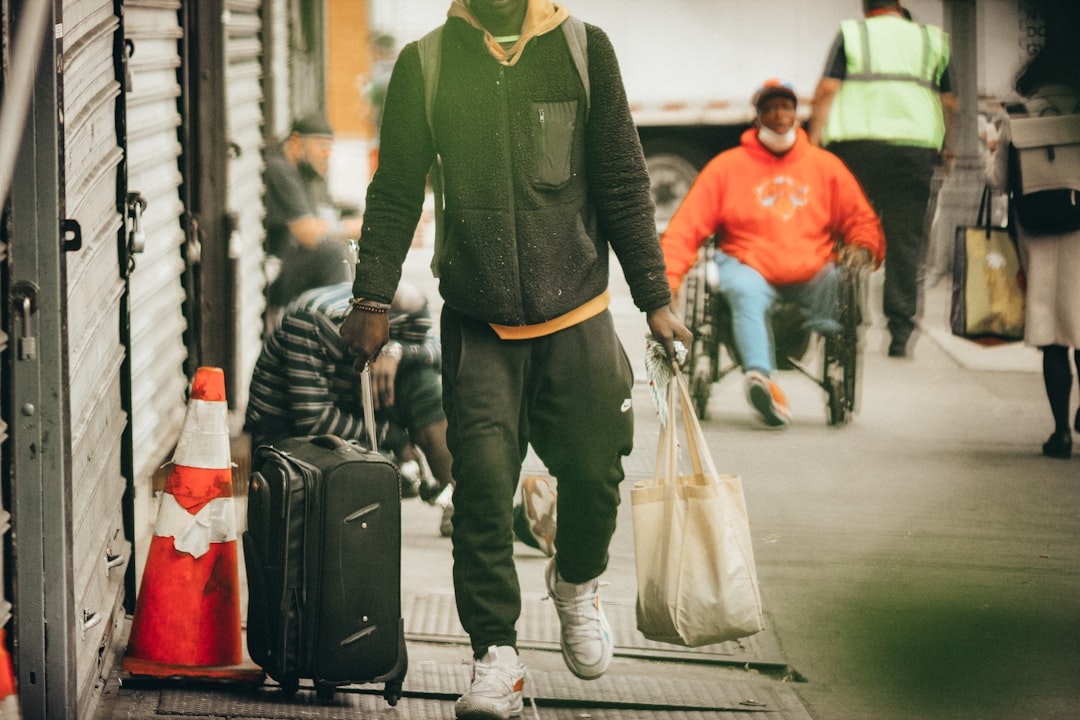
[243,419,408,703]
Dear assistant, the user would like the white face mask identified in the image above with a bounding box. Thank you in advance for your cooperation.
[758,125,797,153]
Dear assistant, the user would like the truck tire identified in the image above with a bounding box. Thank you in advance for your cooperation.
[641,138,710,232]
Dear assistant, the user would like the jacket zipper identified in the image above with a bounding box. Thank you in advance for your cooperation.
[498,65,523,312]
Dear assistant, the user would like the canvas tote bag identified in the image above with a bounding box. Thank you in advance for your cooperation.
[632,369,765,647]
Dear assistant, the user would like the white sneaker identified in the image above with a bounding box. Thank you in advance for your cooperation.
[455,645,525,720]
[521,475,557,557]
[544,558,613,680]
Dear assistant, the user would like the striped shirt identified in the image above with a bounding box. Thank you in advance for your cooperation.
[244,282,439,447]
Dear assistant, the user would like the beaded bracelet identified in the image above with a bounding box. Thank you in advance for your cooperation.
[348,297,392,314]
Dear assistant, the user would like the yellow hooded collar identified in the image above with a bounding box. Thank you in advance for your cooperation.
[448,0,571,66]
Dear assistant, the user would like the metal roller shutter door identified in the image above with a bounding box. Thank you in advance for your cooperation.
[225,0,266,412]
[123,1,189,490]
[60,0,131,713]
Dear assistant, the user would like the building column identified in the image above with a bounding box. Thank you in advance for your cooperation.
[926,0,985,287]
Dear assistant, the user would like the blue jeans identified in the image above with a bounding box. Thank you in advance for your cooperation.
[715,253,841,375]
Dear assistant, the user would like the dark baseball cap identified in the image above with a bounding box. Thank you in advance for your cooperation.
[752,79,797,110]
[290,113,334,137]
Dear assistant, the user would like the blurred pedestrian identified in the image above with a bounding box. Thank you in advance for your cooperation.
[438,474,558,555]
[986,4,1080,459]
[808,0,957,358]
[338,0,690,717]
[263,114,363,328]
[662,80,884,428]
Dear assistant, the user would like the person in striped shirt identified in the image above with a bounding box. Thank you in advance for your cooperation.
[244,280,451,498]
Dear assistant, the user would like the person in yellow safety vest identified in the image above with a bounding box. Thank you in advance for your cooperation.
[808,0,957,358]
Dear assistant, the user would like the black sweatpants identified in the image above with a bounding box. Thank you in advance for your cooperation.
[828,141,938,345]
[440,306,635,657]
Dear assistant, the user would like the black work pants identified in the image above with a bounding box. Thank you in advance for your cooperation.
[828,141,937,344]
[440,306,635,657]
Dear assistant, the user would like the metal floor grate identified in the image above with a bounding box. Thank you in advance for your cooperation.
[403,590,790,672]
[154,663,814,719]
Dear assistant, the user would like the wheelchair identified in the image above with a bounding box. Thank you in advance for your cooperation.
[680,244,867,426]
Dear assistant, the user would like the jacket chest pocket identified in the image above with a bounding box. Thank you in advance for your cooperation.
[532,101,578,190]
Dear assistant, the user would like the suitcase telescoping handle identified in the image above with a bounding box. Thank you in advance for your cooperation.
[361,365,378,452]
[345,239,379,454]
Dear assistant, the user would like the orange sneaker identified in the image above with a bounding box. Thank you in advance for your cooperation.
[745,370,792,428]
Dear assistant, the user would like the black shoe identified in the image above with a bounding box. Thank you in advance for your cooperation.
[418,473,444,504]
[439,503,454,538]
[1042,432,1072,459]
[888,338,908,358]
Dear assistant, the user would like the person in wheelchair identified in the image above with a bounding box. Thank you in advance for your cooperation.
[661,80,884,427]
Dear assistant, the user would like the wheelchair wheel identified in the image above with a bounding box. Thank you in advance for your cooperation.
[682,247,720,420]
[823,267,863,426]
[823,334,849,426]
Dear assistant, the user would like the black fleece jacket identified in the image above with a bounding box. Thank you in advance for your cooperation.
[354,16,671,326]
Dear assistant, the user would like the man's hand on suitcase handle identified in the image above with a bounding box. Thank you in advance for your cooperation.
[369,343,401,411]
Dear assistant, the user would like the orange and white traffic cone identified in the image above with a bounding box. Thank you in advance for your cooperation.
[0,628,19,719]
[123,367,261,680]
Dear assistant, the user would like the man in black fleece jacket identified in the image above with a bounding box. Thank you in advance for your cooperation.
[341,2,689,717]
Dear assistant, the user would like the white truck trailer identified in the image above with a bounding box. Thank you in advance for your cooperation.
[366,0,1037,227]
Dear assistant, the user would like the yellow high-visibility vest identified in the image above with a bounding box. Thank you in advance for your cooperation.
[823,16,950,149]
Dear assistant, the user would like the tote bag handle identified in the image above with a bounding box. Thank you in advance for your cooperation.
[655,363,720,487]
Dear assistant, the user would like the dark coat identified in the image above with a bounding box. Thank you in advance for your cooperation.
[355,16,671,326]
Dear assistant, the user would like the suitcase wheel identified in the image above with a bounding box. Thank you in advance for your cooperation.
[384,680,403,706]
[279,676,299,697]
[315,681,336,702]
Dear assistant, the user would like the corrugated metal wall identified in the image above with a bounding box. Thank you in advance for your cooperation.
[265,0,291,142]
[61,0,131,713]
[123,1,188,487]
[225,0,267,411]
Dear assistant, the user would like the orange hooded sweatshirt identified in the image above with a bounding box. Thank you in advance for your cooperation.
[661,127,885,292]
